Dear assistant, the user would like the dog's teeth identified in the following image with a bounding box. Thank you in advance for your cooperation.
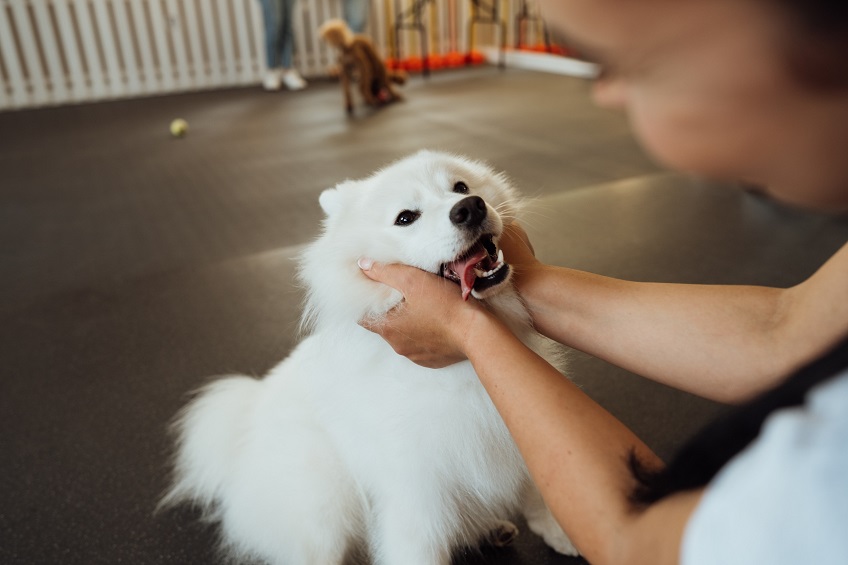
[474,261,505,278]
[497,249,504,263]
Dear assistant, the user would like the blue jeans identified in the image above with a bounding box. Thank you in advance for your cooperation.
[343,0,369,34]
[259,0,296,69]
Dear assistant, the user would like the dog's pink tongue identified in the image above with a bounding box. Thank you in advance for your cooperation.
[448,248,488,301]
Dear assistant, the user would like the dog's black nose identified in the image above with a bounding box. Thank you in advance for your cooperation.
[450,196,487,227]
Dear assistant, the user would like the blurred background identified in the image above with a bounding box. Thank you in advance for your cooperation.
[0,0,589,110]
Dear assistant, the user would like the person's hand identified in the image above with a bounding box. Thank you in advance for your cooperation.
[357,224,539,368]
[499,223,542,289]
[358,259,483,368]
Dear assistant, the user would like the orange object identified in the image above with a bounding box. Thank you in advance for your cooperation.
[443,51,465,68]
[404,56,424,72]
[466,51,485,65]
[426,54,445,71]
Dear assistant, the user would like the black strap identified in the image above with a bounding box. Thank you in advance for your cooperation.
[631,333,848,504]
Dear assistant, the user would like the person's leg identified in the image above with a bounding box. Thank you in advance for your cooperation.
[280,0,307,89]
[278,0,294,69]
[343,0,369,34]
[259,0,283,89]
[258,0,282,68]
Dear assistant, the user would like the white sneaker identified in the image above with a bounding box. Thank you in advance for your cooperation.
[281,68,307,91]
[262,69,281,91]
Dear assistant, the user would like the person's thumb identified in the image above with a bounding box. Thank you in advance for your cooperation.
[358,257,397,287]
[359,258,430,294]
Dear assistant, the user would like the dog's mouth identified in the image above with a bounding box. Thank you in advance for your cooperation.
[439,234,510,301]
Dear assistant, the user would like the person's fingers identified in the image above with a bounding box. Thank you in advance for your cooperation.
[357,257,375,272]
[358,258,422,292]
[501,222,536,260]
[511,223,536,257]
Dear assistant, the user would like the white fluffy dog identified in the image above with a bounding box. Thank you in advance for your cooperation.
[163,150,578,564]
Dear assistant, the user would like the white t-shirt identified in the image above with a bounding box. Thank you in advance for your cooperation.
[682,369,848,564]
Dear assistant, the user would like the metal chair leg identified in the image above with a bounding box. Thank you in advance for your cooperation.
[394,0,433,77]
[467,0,506,69]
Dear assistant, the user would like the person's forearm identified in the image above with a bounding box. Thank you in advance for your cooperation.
[518,265,790,402]
[460,310,684,565]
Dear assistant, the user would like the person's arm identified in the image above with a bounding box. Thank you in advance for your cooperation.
[359,259,701,565]
[463,306,703,565]
[502,226,848,402]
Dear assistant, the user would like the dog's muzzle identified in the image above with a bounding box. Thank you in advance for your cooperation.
[439,233,510,301]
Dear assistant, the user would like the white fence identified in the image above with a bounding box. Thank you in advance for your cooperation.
[0,0,550,111]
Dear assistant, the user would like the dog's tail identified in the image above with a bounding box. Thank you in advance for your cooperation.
[160,375,262,515]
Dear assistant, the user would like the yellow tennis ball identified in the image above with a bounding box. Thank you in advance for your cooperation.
[170,118,188,137]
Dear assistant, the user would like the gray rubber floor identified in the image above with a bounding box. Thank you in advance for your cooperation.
[1,66,846,564]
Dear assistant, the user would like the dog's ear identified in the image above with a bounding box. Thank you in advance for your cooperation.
[319,180,356,217]
[319,188,341,217]
[318,18,351,46]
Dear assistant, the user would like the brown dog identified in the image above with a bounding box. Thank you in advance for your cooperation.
[319,19,406,114]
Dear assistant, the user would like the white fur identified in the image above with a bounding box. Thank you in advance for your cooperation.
[163,150,578,564]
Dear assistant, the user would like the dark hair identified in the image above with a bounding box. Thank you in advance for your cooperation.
[770,0,848,88]
[776,0,847,34]
[630,333,848,505]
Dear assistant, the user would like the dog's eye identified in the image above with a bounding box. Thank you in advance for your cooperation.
[394,210,420,226]
[453,181,469,194]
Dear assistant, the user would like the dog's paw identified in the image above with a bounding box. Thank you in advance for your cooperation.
[486,520,519,547]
